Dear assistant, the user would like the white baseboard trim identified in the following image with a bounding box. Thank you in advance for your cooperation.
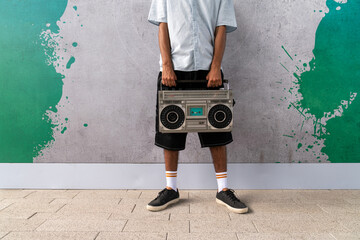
[0,163,359,189]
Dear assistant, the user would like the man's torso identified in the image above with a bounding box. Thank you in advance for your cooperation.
[160,0,224,72]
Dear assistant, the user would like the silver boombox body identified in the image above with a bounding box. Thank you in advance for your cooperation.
[158,79,233,133]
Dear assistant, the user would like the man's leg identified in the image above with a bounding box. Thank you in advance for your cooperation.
[210,145,229,192]
[211,145,248,214]
[164,149,179,190]
[146,147,180,211]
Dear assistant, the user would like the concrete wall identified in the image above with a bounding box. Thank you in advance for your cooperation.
[0,0,359,164]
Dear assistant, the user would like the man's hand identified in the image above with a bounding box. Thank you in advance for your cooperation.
[162,64,177,87]
[206,68,222,88]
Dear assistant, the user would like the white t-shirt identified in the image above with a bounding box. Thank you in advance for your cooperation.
[148,0,237,71]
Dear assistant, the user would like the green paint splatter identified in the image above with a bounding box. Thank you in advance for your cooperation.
[84,123,88,127]
[66,56,75,69]
[73,6,77,11]
[282,134,294,138]
[297,143,302,149]
[281,45,293,61]
[61,127,67,134]
[0,0,68,163]
[280,63,289,72]
[294,0,360,162]
[72,42,78,47]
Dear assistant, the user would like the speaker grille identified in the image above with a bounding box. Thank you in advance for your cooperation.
[160,105,185,130]
[208,104,232,129]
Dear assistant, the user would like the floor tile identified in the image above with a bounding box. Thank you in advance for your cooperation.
[0,190,34,199]
[170,213,230,221]
[330,232,360,240]
[190,219,257,233]
[236,232,293,240]
[0,218,46,231]
[253,218,350,233]
[167,232,238,240]
[35,219,127,231]
[2,231,97,240]
[0,189,359,238]
[96,232,166,240]
[123,219,189,233]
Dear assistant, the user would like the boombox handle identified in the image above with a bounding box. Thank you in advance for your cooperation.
[160,79,230,91]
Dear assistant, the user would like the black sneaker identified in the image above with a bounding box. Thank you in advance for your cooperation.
[146,187,180,211]
[216,188,248,214]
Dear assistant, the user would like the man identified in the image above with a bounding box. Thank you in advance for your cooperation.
[146,0,248,214]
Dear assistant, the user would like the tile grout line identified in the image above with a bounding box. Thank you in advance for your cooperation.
[0,203,15,212]
[23,191,36,199]
[131,204,136,213]
[307,212,317,221]
[121,219,129,232]
[33,219,48,231]
[27,212,38,220]
[251,220,259,233]
[93,231,100,240]
[0,231,11,240]
[188,190,191,214]
[315,203,330,214]
[54,203,67,213]
[329,232,338,240]
[71,191,81,199]
[235,232,240,240]
[335,219,353,232]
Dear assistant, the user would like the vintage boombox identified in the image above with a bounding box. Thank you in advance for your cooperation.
[158,79,234,133]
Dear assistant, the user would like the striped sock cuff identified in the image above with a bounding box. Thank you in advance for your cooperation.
[166,171,177,191]
[216,171,227,179]
[216,171,228,192]
[166,171,177,177]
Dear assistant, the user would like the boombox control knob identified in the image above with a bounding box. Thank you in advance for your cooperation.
[160,105,185,130]
[208,104,232,129]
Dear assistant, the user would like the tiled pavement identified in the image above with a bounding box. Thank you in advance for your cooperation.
[0,189,360,239]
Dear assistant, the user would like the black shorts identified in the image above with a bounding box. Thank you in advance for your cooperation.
[155,69,233,151]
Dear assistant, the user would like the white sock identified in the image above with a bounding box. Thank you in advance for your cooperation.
[216,171,228,192]
[166,171,177,191]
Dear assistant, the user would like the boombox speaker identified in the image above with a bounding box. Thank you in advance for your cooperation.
[158,79,234,133]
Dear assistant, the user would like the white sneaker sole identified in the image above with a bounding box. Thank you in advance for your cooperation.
[216,198,248,214]
[146,198,179,212]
